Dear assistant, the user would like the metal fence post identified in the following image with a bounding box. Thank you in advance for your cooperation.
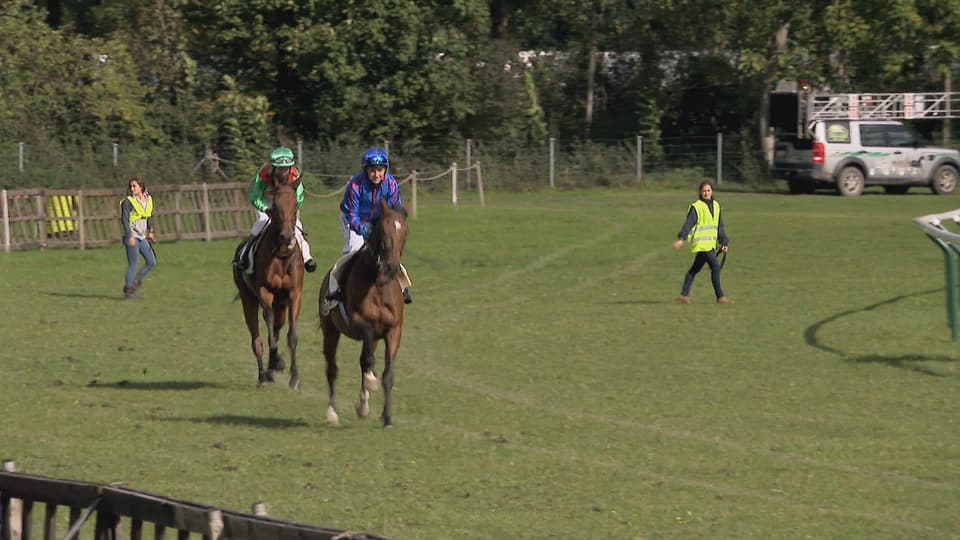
[465,138,472,190]
[113,142,119,167]
[549,137,555,189]
[296,139,303,170]
[18,142,24,173]
[716,132,723,184]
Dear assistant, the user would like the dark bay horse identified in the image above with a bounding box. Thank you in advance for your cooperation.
[319,199,408,427]
[233,180,304,388]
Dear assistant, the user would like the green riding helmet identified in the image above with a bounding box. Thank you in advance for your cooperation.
[270,146,295,167]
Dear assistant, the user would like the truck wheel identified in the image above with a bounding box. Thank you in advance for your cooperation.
[931,165,959,195]
[837,166,865,196]
[883,185,909,194]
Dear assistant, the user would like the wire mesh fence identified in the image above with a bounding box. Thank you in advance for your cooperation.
[0,133,774,192]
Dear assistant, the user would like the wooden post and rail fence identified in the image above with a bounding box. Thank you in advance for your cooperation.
[0,461,391,540]
[0,163,484,253]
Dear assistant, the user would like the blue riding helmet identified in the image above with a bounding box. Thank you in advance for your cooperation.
[270,146,295,167]
[361,147,390,170]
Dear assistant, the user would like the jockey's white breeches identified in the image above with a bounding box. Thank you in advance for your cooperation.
[250,209,312,263]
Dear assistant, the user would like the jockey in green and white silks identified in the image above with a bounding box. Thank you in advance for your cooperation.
[234,146,316,274]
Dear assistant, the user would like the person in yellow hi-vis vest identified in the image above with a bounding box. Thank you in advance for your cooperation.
[671,181,734,304]
[120,177,157,299]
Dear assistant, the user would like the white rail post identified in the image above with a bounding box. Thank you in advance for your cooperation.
[2,189,10,252]
[18,142,24,173]
[451,163,458,208]
[411,170,418,219]
[251,502,268,516]
[475,162,485,208]
[113,142,119,167]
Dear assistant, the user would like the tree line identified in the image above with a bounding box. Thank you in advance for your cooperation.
[5,0,960,175]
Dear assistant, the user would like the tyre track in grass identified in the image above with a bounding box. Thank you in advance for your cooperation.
[405,205,959,496]
[408,354,958,494]
[401,415,942,536]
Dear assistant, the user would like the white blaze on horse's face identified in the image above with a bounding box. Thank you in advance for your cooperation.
[393,219,401,231]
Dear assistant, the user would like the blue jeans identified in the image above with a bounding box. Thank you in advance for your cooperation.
[124,238,156,288]
[680,250,724,298]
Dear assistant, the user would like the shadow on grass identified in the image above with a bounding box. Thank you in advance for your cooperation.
[803,288,956,376]
[176,414,309,429]
[88,380,224,390]
[44,291,124,301]
[603,299,668,305]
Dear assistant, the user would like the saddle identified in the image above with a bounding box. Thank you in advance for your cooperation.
[321,250,361,316]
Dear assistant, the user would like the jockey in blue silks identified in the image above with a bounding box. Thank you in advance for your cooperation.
[322,147,413,313]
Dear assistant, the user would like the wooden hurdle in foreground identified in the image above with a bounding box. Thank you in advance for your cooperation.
[0,461,392,540]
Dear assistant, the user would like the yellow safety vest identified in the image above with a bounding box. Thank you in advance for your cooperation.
[124,195,154,222]
[687,199,719,253]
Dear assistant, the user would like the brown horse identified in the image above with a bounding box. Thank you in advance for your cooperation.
[233,179,304,388]
[319,199,408,427]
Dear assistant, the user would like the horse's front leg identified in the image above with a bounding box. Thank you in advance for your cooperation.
[270,302,288,374]
[356,323,379,419]
[321,316,341,426]
[259,290,277,383]
[381,326,402,427]
[287,289,302,390]
[240,293,266,385]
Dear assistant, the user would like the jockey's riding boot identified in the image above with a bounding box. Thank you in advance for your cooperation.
[234,236,253,271]
[402,288,413,304]
[304,259,317,273]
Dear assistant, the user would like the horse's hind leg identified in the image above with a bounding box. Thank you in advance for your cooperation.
[287,291,302,390]
[321,317,341,425]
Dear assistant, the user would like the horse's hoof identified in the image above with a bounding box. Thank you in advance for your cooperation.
[382,415,392,428]
[257,372,272,385]
[289,377,300,391]
[264,370,276,383]
[356,392,370,418]
[325,406,340,426]
[363,371,380,391]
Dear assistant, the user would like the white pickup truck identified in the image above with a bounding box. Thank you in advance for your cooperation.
[772,119,960,196]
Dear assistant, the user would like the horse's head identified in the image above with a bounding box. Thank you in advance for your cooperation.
[269,178,300,257]
[370,198,408,280]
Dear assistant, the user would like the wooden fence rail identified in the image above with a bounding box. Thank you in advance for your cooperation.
[1,183,253,252]
[0,461,390,540]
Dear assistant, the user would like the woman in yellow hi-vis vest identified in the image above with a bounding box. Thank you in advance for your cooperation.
[671,181,734,304]
[120,177,157,299]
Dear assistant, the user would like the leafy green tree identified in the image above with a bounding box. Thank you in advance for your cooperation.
[1,0,158,145]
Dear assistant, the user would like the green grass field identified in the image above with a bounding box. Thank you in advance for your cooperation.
[1,189,959,539]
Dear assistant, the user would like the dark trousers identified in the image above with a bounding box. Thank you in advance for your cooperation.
[680,250,724,298]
